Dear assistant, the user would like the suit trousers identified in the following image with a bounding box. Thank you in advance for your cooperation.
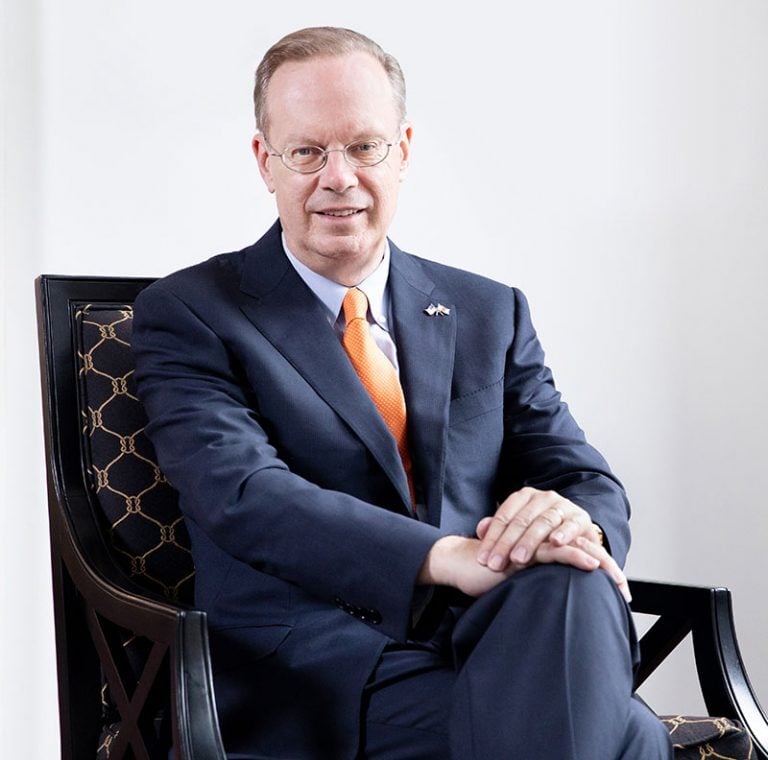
[360,564,673,760]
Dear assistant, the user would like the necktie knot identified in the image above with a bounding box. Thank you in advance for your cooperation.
[342,287,369,325]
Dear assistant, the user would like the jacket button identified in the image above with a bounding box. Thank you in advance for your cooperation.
[333,596,350,611]
[333,596,357,615]
[360,609,382,625]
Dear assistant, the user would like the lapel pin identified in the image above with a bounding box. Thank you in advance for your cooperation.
[424,303,451,317]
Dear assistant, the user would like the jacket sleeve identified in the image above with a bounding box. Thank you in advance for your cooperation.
[497,288,632,565]
[132,282,445,642]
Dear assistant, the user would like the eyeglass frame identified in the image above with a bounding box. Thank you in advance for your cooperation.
[261,129,405,174]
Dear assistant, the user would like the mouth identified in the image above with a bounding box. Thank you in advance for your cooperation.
[315,208,364,218]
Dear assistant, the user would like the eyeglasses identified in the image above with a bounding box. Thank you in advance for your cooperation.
[264,134,400,174]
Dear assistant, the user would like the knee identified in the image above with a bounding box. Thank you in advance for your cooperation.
[461,563,627,630]
[506,563,621,605]
[452,563,636,677]
[488,563,632,639]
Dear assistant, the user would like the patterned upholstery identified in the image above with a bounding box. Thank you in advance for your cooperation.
[661,715,753,758]
[75,303,193,758]
[72,303,754,760]
[76,303,194,604]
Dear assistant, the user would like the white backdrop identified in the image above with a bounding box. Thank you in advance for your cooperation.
[3,1,767,755]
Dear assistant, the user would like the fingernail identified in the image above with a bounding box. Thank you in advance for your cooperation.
[511,547,528,564]
[552,531,565,543]
[477,550,489,565]
[489,554,505,571]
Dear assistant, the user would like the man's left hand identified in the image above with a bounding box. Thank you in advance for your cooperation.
[475,487,630,602]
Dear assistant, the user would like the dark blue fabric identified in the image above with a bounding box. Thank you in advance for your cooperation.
[133,220,635,758]
[361,566,672,760]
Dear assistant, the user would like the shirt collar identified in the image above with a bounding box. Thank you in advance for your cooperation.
[282,234,392,332]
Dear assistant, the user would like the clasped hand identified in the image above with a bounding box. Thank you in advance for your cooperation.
[419,487,630,602]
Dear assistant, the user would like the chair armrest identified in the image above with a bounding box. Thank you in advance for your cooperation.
[49,500,226,760]
[630,578,768,759]
[176,610,226,760]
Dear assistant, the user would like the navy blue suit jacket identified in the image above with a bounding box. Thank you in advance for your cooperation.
[132,220,631,758]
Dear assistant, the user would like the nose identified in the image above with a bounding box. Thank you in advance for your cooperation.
[318,149,358,193]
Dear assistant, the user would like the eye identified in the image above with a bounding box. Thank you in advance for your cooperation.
[288,146,324,161]
[349,140,380,155]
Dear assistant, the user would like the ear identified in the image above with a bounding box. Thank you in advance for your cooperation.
[397,123,413,181]
[252,134,276,193]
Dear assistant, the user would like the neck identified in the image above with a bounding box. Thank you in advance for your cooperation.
[287,245,386,287]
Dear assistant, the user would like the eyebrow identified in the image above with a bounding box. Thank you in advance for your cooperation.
[279,131,388,146]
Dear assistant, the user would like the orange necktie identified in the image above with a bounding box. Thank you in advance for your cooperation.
[341,288,415,506]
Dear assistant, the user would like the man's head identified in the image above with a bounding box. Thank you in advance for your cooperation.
[251,27,412,286]
[253,27,406,137]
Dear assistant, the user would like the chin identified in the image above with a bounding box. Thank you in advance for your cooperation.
[314,234,367,259]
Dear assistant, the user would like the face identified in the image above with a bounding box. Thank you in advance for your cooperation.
[252,52,412,285]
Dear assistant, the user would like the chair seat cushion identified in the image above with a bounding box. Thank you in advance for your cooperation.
[661,715,752,759]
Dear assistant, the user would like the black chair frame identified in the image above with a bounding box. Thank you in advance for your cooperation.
[36,274,768,759]
[632,580,768,756]
[37,275,225,759]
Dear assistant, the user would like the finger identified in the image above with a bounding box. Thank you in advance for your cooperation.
[478,489,569,569]
[476,488,539,567]
[504,503,569,564]
[477,490,589,571]
[534,542,600,571]
[534,541,632,603]
[575,537,631,602]
[548,509,594,546]
[476,516,493,539]
[489,494,577,568]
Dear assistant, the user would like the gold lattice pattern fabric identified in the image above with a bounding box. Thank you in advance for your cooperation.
[660,714,753,759]
[76,303,194,603]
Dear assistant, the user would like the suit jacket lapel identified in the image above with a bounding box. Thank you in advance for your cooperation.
[237,225,413,512]
[389,245,456,526]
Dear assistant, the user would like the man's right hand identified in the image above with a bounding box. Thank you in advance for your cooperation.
[418,534,630,601]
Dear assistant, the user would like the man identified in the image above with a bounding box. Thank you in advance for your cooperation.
[133,26,672,759]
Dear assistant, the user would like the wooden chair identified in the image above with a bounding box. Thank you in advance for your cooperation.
[36,274,768,759]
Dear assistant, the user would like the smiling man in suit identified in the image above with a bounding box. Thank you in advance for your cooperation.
[132,26,672,759]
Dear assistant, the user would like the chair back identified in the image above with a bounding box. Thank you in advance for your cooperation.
[36,275,208,759]
[74,292,194,602]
